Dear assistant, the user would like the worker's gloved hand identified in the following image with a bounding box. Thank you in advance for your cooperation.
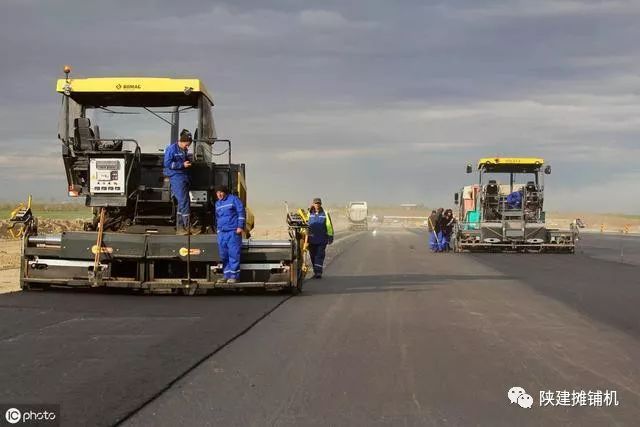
[328,236,334,245]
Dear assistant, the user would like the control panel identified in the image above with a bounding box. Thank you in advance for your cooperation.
[89,158,125,194]
[189,191,208,203]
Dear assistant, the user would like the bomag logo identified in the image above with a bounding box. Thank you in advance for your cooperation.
[115,83,142,90]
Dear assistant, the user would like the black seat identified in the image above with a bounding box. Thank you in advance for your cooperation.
[486,180,499,195]
[525,181,539,201]
[524,181,541,213]
[96,139,123,151]
[485,180,499,203]
[483,180,500,220]
[74,117,95,151]
[525,181,537,193]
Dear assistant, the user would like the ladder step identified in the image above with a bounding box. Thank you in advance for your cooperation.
[139,187,170,192]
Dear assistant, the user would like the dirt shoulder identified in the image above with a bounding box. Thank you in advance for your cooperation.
[0,269,19,293]
[0,239,20,271]
[0,239,20,293]
[546,212,640,233]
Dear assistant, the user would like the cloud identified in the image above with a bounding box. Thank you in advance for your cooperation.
[298,9,376,31]
[276,147,389,161]
[450,0,640,19]
[0,0,638,212]
[549,171,640,213]
[299,10,351,29]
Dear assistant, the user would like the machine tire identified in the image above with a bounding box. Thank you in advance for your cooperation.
[294,259,305,295]
[289,240,305,295]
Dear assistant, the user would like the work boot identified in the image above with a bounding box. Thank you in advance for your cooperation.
[314,273,322,279]
[176,225,189,235]
[215,278,228,285]
[226,278,238,284]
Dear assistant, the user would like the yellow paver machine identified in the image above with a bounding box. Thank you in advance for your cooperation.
[19,67,307,294]
[453,157,577,253]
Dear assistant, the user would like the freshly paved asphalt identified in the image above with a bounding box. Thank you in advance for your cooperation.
[576,232,640,266]
[1,229,639,426]
[126,229,640,426]
[0,290,289,426]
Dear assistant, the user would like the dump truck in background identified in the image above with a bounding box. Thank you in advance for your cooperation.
[17,67,306,294]
[453,157,576,253]
[347,201,368,231]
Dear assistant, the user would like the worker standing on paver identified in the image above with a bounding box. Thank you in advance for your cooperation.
[214,185,246,284]
[163,129,193,234]
[307,198,334,279]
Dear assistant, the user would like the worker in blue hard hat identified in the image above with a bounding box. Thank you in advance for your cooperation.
[163,129,193,235]
[307,198,334,279]
[214,185,246,284]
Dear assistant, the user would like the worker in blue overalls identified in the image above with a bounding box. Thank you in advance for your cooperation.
[163,129,193,235]
[214,185,246,284]
[428,208,443,252]
[507,189,523,209]
[307,198,334,279]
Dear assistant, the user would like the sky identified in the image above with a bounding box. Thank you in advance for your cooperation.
[0,0,639,213]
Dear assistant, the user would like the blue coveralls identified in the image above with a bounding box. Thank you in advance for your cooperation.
[215,194,246,280]
[507,191,523,209]
[439,235,449,251]
[428,215,442,252]
[163,143,192,227]
[308,209,334,275]
[439,220,455,252]
[429,230,442,251]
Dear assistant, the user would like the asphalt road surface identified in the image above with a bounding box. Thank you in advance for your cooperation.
[577,232,640,266]
[1,229,639,426]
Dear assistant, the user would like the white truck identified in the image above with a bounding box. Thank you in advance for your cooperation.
[347,201,368,231]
